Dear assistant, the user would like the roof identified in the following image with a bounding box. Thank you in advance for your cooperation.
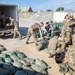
[18,6,31,11]
[59,9,75,13]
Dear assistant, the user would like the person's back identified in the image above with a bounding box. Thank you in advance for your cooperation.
[48,36,59,50]
[30,23,41,31]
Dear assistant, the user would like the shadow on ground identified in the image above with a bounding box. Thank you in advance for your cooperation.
[0,27,28,39]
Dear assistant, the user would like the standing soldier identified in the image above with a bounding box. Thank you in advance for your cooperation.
[25,22,44,46]
[9,17,22,40]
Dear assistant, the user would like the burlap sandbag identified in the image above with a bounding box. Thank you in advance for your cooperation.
[31,64,47,74]
[0,67,9,75]
[18,59,31,67]
[23,58,35,65]
[36,43,43,51]
[2,63,16,74]
[4,56,13,63]
[0,45,6,52]
[14,50,27,59]
[10,54,20,61]
[0,57,5,67]
[22,67,35,75]
[13,60,23,68]
[35,59,48,69]
[14,70,27,75]
[0,54,7,58]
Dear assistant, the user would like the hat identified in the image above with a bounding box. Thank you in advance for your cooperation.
[46,22,49,24]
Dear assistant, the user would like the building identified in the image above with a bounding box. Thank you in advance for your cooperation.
[18,6,33,13]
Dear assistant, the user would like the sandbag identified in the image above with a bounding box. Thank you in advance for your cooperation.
[23,58,35,65]
[0,67,9,75]
[23,67,35,75]
[0,57,5,67]
[31,64,47,74]
[13,60,23,68]
[0,54,7,58]
[6,51,15,56]
[18,59,31,67]
[59,64,69,73]
[4,56,13,63]
[0,45,6,51]
[2,63,16,74]
[14,70,27,75]
[35,59,48,69]
[36,43,43,51]
[10,54,20,61]
[14,50,27,59]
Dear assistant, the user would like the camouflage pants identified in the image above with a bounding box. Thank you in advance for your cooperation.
[26,28,37,44]
[13,29,22,38]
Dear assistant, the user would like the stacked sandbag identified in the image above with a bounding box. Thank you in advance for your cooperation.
[31,58,48,74]
[0,50,49,75]
[0,45,6,54]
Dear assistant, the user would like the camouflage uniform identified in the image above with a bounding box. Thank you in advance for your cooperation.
[11,19,22,39]
[66,50,75,75]
[48,37,60,55]
[72,34,75,46]
[62,17,74,44]
[26,23,42,45]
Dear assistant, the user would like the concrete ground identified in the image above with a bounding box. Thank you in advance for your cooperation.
[0,18,63,75]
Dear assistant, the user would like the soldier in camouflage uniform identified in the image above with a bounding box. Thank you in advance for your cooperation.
[25,22,44,46]
[9,17,22,40]
[62,14,75,45]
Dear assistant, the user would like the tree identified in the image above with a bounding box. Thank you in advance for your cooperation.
[47,9,53,12]
[56,7,64,11]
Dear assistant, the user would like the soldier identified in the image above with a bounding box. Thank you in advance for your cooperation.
[25,22,44,46]
[47,32,61,57]
[61,14,70,42]
[9,17,22,40]
[55,50,75,75]
[62,14,75,45]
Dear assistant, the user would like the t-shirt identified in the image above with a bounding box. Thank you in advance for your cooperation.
[30,23,41,31]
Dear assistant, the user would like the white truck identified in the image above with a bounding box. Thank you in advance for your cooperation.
[0,4,18,36]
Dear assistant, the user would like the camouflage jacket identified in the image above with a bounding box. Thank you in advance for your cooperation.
[66,50,75,75]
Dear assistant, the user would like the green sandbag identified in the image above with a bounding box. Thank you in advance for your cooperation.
[2,63,16,74]
[23,58,35,65]
[0,54,7,58]
[14,50,27,59]
[31,64,47,74]
[36,43,43,51]
[18,59,31,67]
[0,57,5,67]
[36,39,46,51]
[0,67,9,75]
[23,67,35,75]
[35,59,48,69]
[13,60,23,68]
[58,64,69,73]
[4,56,13,63]
[14,71,27,75]
[10,54,20,61]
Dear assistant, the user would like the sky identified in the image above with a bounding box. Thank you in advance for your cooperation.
[0,0,75,11]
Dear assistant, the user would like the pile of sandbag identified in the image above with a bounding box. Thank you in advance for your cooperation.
[0,44,6,54]
[0,50,50,75]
